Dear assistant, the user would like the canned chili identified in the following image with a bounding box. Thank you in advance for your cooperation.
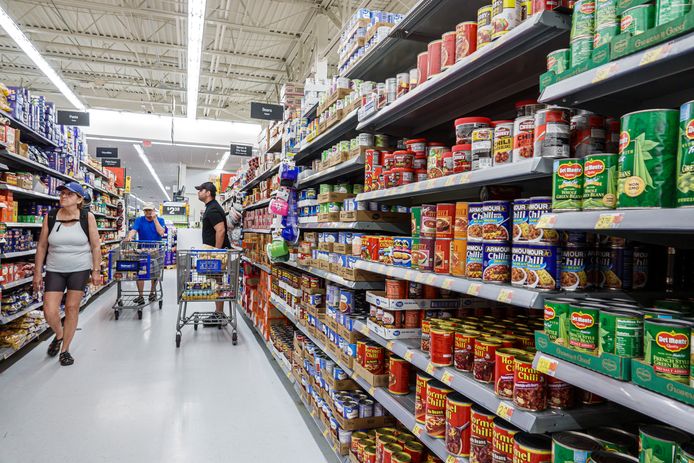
[364,344,386,374]
[414,373,432,424]
[430,327,454,366]
[547,375,576,409]
[436,203,456,239]
[513,352,547,411]
[471,404,495,463]
[513,433,552,463]
[467,202,484,241]
[483,243,511,284]
[425,381,453,438]
[495,348,525,399]
[454,202,469,239]
[466,243,485,280]
[451,239,468,276]
[446,393,473,456]
[455,329,480,372]
[482,200,511,242]
[434,239,452,274]
[474,337,502,383]
[421,204,437,238]
[492,418,520,463]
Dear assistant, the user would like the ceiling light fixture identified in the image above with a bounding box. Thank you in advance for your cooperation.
[187,0,207,120]
[128,193,145,204]
[0,6,85,110]
[133,144,171,201]
[215,151,230,171]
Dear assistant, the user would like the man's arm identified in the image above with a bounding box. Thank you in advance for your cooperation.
[214,222,225,248]
[154,217,166,237]
[124,218,139,241]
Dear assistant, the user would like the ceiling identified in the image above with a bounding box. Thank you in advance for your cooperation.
[0,0,416,122]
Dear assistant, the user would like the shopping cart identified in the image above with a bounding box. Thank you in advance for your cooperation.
[109,240,166,320]
[175,249,241,347]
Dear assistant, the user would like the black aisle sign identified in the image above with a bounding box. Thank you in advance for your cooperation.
[102,158,121,167]
[57,110,90,126]
[163,205,186,216]
[230,144,253,157]
[250,102,283,121]
[96,147,119,158]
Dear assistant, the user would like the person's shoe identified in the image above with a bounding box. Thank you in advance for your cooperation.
[47,337,62,357]
[133,296,145,305]
[59,352,74,366]
[203,313,223,327]
[148,293,157,302]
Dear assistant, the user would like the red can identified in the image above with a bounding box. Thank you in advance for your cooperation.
[436,203,455,239]
[532,0,566,15]
[392,168,415,186]
[456,21,478,61]
[417,237,435,272]
[404,310,422,328]
[357,340,367,365]
[417,52,429,85]
[415,169,428,182]
[470,404,495,463]
[495,348,524,399]
[454,329,479,372]
[383,444,403,463]
[513,433,552,463]
[492,418,520,463]
[389,356,411,395]
[414,373,432,424]
[441,31,457,70]
[386,278,408,299]
[429,327,454,366]
[365,149,381,171]
[405,441,425,463]
[427,40,442,78]
[513,352,547,411]
[453,144,473,173]
[442,151,455,176]
[372,166,383,191]
[364,344,386,374]
[446,393,472,456]
[425,381,452,438]
[413,153,427,169]
[547,375,576,409]
[434,238,451,274]
[420,204,437,238]
[474,337,502,383]
[383,151,395,170]
[422,284,439,299]
[406,138,428,156]
[393,150,415,169]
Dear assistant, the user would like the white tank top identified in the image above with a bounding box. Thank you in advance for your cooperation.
[46,221,93,273]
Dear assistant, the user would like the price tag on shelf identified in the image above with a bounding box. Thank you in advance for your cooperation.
[412,424,424,437]
[404,350,414,362]
[359,324,370,335]
[536,355,558,376]
[535,213,557,229]
[467,283,481,296]
[425,275,436,285]
[386,341,395,351]
[442,278,454,290]
[310,410,316,417]
[405,270,415,280]
[447,456,460,463]
[496,402,515,420]
[386,268,395,277]
[323,429,330,438]
[639,41,673,66]
[416,273,427,283]
[591,63,619,83]
[497,288,513,304]
[369,386,376,396]
[441,371,454,385]
[459,172,471,184]
[595,213,624,229]
[413,182,424,192]
[445,176,457,187]
[426,362,436,374]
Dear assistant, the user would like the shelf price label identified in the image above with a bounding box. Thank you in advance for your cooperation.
[425,275,436,285]
[386,341,395,351]
[445,176,458,187]
[535,213,557,229]
[426,362,436,374]
[359,324,370,335]
[368,386,376,396]
[497,288,513,304]
[404,270,415,280]
[404,350,415,362]
[535,355,559,377]
[442,278,454,290]
[496,402,515,420]
[467,283,482,296]
[595,213,624,229]
[447,456,460,463]
[591,63,619,83]
[412,424,424,437]
[323,429,330,438]
[639,41,673,66]
[441,371,454,386]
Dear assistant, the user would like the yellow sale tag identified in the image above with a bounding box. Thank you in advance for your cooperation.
[425,275,436,284]
[369,386,376,396]
[413,182,423,192]
[442,278,454,290]
[441,371,454,385]
[639,41,672,66]
[459,172,471,184]
[386,341,395,350]
[497,289,513,304]
[412,424,424,437]
[311,410,316,417]
[323,429,330,438]
[591,63,618,83]
[426,362,436,374]
[496,402,515,420]
[467,283,481,296]
[536,355,558,376]
[595,213,624,229]
[359,324,370,335]
[536,213,557,229]
[404,350,414,362]
[445,176,457,187]
[447,456,458,463]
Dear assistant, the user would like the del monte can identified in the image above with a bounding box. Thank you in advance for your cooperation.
[676,100,694,207]
[553,158,584,211]
[583,153,618,209]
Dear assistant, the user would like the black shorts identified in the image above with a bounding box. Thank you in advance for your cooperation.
[44,270,91,293]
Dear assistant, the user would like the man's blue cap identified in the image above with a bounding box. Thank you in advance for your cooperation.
[57,181,87,198]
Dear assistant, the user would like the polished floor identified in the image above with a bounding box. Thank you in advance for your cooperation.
[0,265,329,461]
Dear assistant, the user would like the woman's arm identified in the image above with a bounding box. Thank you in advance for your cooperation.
[87,213,103,285]
[32,218,49,292]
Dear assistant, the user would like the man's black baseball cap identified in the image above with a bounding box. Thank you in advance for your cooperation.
[195,182,217,194]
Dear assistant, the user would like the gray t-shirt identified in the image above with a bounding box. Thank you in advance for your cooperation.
[46,222,92,272]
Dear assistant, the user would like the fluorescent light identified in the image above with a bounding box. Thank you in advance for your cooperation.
[133,144,171,201]
[187,0,207,119]
[215,151,230,171]
[86,135,229,150]
[129,193,145,204]
[0,6,85,110]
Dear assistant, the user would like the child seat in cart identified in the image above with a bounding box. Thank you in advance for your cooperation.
[175,249,240,347]
[109,240,166,320]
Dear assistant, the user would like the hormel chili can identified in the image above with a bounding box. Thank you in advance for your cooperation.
[425,381,452,438]
[383,443,403,463]
[454,329,479,372]
[427,40,442,78]
[446,393,473,456]
[495,348,525,399]
[434,239,452,274]
[357,340,367,365]
[364,344,386,374]
[470,404,495,463]
[513,352,547,411]
[415,373,433,424]
[430,326,454,366]
[547,375,576,409]
[405,441,424,463]
[513,433,552,463]
[492,418,520,463]
[421,319,432,352]
[421,204,437,238]
[389,356,411,395]
[474,337,502,383]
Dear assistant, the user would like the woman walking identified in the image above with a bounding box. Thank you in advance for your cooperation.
[33,182,102,366]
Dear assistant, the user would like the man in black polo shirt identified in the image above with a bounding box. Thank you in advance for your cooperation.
[195,182,230,325]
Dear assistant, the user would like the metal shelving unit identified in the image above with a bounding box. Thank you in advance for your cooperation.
[0,275,36,290]
[242,197,271,211]
[297,154,365,188]
[532,352,694,433]
[0,150,74,182]
[102,239,121,246]
[80,160,110,179]
[0,110,60,148]
[299,221,409,233]
[296,109,359,164]
[279,259,384,290]
[0,249,36,259]
[356,158,553,205]
[0,301,43,325]
[244,228,272,234]
[241,163,280,192]
[0,184,59,201]
[357,11,570,136]
[539,31,694,115]
[3,222,43,228]
[89,183,121,198]
[241,255,272,274]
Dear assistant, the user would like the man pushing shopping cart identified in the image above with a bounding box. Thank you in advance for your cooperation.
[123,203,166,304]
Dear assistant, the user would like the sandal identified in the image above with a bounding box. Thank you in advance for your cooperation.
[133,296,145,305]
[148,293,157,302]
[59,352,74,366]
[47,337,62,357]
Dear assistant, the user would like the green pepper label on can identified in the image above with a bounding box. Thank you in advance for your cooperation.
[544,299,572,342]
[644,319,690,384]
[569,305,600,353]
[655,0,692,26]
[620,4,655,36]
[571,0,596,39]
[583,153,618,209]
[547,49,570,75]
[599,309,643,357]
[618,109,679,208]
[553,158,584,211]
[570,36,594,67]
[676,100,694,207]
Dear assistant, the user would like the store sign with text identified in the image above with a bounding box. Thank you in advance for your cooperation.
[96,147,119,158]
[102,158,121,167]
[250,102,283,121]
[57,110,90,126]
[163,205,187,216]
[230,144,253,157]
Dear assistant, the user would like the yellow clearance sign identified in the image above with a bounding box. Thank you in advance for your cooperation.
[125,176,131,193]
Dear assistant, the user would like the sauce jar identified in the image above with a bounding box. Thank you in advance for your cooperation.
[442,151,455,176]
[393,150,415,169]
[452,144,473,173]
[455,117,492,144]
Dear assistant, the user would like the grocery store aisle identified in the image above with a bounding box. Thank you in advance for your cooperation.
[0,270,329,463]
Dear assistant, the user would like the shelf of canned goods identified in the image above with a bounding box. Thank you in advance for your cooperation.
[280,260,384,290]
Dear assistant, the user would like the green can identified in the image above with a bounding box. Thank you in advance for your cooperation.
[587,427,639,455]
[547,48,571,74]
[590,451,639,463]
[676,100,694,207]
[544,298,575,343]
[411,237,421,269]
[571,0,597,40]
[594,23,620,47]
[583,153,618,209]
[596,0,618,28]
[617,109,679,208]
[679,443,694,463]
[352,183,364,194]
[643,318,691,383]
[570,36,594,67]
[598,307,643,357]
[639,425,691,463]
[655,0,692,26]
[553,158,584,211]
[334,182,352,194]
[642,307,684,319]
[411,207,421,237]
[620,4,655,35]
[569,303,601,353]
[319,183,333,194]
[553,432,604,463]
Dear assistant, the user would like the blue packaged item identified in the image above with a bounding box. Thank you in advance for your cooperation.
[339,289,353,314]
[482,200,512,242]
[524,243,561,291]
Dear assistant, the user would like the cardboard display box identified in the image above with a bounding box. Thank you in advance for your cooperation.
[352,361,389,388]
[319,212,341,223]
[366,290,462,311]
[630,358,694,406]
[339,210,409,223]
[367,319,422,340]
[318,192,355,204]
[340,266,383,282]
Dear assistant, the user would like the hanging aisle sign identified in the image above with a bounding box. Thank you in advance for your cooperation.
[96,147,119,158]
[250,102,283,121]
[102,158,121,167]
[57,110,90,126]
[230,144,253,157]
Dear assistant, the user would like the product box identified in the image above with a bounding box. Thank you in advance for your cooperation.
[539,43,612,91]
[318,242,333,252]
[318,192,354,204]
[352,361,389,388]
[339,210,409,223]
[366,291,462,310]
[325,315,340,332]
[323,372,359,391]
[630,358,694,406]
[333,243,349,254]
[367,319,422,340]
[339,266,381,282]
[318,212,341,223]
[338,323,363,344]
[329,399,395,432]
[534,331,631,380]
[611,10,694,60]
